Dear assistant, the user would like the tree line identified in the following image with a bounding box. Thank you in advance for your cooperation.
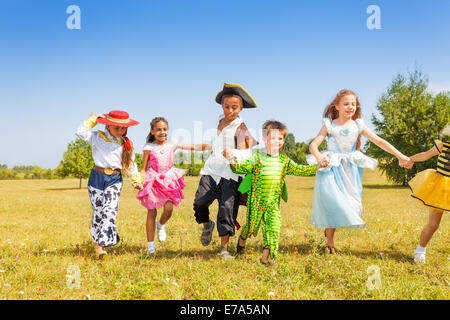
[0,164,59,180]
[2,70,448,187]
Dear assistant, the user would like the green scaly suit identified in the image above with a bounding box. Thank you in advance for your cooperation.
[231,151,317,258]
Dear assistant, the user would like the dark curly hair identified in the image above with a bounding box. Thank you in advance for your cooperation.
[146,117,169,143]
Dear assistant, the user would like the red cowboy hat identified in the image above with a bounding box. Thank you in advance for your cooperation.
[96,110,139,127]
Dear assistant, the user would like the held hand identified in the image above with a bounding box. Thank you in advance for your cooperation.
[222,147,236,162]
[132,182,143,190]
[398,156,411,169]
[317,155,330,168]
[399,157,414,169]
[406,159,414,169]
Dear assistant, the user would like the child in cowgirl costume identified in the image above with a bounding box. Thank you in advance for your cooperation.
[76,110,143,258]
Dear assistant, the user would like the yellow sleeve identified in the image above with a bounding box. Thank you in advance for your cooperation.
[83,113,99,129]
[131,173,143,185]
[434,140,444,153]
[129,154,143,184]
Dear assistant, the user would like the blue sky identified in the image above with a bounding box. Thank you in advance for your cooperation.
[1,0,449,168]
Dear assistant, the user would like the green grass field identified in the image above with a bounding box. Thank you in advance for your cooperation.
[0,169,448,300]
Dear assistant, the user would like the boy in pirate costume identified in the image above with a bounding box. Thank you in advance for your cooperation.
[194,83,258,260]
[223,120,317,265]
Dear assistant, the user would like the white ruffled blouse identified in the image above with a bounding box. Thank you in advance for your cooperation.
[200,116,253,184]
[76,122,140,181]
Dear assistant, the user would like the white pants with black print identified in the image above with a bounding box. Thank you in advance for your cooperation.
[88,169,123,247]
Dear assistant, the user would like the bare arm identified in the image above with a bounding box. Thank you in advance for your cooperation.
[309,125,330,168]
[410,146,440,163]
[361,127,410,164]
[140,150,150,178]
[222,147,236,163]
[235,123,258,150]
[175,143,212,151]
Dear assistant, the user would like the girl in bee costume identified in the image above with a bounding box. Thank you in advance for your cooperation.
[406,124,450,263]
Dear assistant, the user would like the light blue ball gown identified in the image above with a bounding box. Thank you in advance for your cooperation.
[306,118,377,229]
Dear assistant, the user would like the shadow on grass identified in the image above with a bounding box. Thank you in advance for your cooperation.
[278,243,316,255]
[45,187,87,191]
[34,240,226,261]
[336,248,414,263]
[294,184,407,190]
[363,184,408,189]
[32,241,93,258]
[291,187,314,191]
[279,243,414,263]
[32,240,415,263]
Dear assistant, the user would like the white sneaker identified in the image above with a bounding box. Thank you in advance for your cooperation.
[414,252,426,263]
[414,246,426,263]
[147,246,156,254]
[157,222,167,242]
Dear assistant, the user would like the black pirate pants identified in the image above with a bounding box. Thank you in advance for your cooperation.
[193,175,241,237]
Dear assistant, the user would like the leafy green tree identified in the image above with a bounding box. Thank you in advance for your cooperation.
[59,139,94,188]
[186,151,198,176]
[283,133,298,161]
[32,165,42,179]
[284,133,327,164]
[135,153,143,171]
[365,70,450,185]
[44,169,54,180]
[174,150,187,166]
[15,172,25,180]
[0,165,11,180]
[0,165,15,180]
[12,165,34,176]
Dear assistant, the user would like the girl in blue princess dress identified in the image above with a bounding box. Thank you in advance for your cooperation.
[307,89,410,253]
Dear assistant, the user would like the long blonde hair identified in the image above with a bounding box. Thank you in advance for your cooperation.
[105,125,134,175]
[323,89,362,149]
[121,131,134,175]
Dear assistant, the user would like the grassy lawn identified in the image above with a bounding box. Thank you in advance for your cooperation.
[0,169,448,300]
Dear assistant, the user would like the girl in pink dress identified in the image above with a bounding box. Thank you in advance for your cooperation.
[137,117,211,254]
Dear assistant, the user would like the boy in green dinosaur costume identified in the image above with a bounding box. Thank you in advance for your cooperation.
[223,120,317,265]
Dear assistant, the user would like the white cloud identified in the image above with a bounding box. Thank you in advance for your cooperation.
[428,83,450,94]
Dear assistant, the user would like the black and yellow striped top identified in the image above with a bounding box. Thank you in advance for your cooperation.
[435,140,450,177]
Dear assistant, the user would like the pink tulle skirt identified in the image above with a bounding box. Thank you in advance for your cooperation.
[136,167,186,210]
